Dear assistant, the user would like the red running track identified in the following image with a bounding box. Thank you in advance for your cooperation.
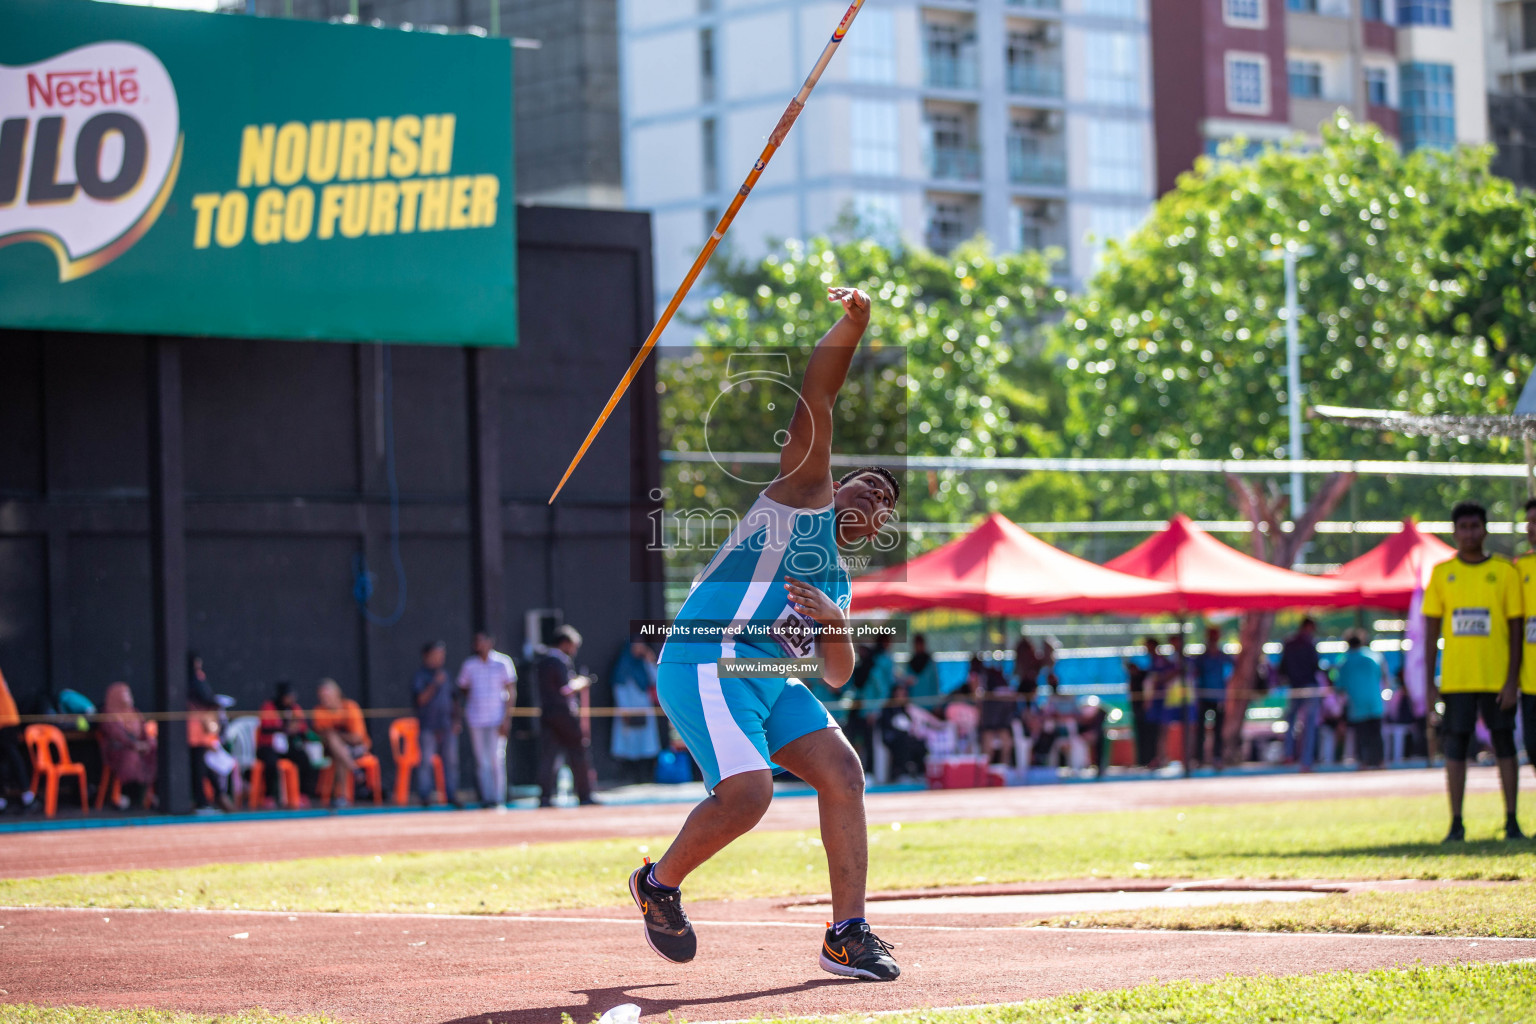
[0,768,1496,879]
[3,898,1533,1024]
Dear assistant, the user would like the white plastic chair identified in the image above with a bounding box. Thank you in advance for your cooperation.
[224,716,260,771]
[944,703,980,755]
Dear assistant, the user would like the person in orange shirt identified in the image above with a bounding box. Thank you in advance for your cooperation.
[257,681,318,804]
[313,679,371,806]
[0,668,38,814]
[188,705,236,813]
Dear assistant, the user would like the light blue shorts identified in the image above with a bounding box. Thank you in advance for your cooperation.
[656,661,838,791]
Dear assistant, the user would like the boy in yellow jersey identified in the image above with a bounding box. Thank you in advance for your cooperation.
[1422,501,1523,842]
[1517,498,1536,801]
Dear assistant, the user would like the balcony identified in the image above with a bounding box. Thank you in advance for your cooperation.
[927,220,975,253]
[1006,0,1061,11]
[926,54,979,90]
[1008,142,1066,186]
[1007,61,1063,99]
[926,143,982,181]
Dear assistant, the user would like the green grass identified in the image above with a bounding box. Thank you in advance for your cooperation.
[1041,882,1536,938]
[763,963,1536,1024]
[5,964,1534,1024]
[5,793,1532,916]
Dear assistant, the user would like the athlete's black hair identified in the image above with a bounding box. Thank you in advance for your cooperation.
[1523,497,1536,515]
[1450,501,1488,526]
[837,466,901,504]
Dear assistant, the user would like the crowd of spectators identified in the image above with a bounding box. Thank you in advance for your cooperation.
[0,622,670,816]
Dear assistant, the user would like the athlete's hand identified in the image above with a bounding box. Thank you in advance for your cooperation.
[784,576,845,627]
[828,286,871,328]
[1499,680,1519,712]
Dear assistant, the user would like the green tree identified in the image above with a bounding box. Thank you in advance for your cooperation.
[657,234,1067,546]
[1056,115,1536,557]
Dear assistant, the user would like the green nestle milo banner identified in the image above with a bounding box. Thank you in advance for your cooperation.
[0,0,516,346]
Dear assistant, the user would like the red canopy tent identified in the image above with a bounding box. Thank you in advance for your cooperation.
[1103,514,1363,611]
[1325,518,1455,610]
[851,513,1180,616]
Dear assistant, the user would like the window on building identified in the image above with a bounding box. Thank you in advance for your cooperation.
[1086,118,1143,194]
[926,198,973,252]
[1082,0,1138,15]
[701,118,719,193]
[928,111,966,151]
[1399,61,1455,149]
[1365,66,1391,106]
[702,206,720,238]
[700,28,716,102]
[925,22,977,90]
[852,192,903,243]
[1286,0,1318,11]
[1398,0,1450,26]
[1289,60,1323,99]
[1084,30,1141,106]
[851,99,901,176]
[1087,205,1147,270]
[1361,0,1387,22]
[1224,0,1265,27]
[1007,30,1064,97]
[1226,54,1269,112]
[1523,1,1536,52]
[847,8,897,84]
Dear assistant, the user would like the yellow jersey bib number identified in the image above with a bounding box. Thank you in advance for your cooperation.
[1452,608,1492,637]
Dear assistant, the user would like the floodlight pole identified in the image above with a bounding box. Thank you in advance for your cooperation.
[1263,244,1314,542]
[1282,248,1305,522]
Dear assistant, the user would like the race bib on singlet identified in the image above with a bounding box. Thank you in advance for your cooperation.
[1525,617,1536,645]
[1452,608,1492,637]
[769,603,818,659]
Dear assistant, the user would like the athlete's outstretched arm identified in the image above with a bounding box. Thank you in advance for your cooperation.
[765,287,871,508]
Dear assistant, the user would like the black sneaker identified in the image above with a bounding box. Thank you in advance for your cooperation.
[1507,817,1527,841]
[820,921,900,981]
[1443,820,1466,843]
[629,860,696,964]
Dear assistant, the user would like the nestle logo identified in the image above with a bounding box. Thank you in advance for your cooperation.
[26,69,140,108]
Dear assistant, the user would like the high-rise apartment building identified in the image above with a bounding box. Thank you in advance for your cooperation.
[620,0,1157,294]
[1486,0,1536,185]
[1151,0,1488,194]
[248,0,625,207]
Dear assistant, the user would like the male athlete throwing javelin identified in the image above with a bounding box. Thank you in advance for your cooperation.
[631,286,901,981]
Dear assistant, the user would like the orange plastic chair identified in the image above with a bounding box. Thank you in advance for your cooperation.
[25,724,88,817]
[249,757,301,808]
[389,718,445,805]
[317,753,382,805]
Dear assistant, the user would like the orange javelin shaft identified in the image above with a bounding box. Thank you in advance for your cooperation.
[548,0,868,504]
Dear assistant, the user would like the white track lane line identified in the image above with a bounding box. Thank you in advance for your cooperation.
[4,905,1536,943]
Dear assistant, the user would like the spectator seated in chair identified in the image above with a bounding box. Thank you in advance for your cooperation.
[257,681,318,806]
[942,671,983,754]
[0,667,38,815]
[99,683,157,810]
[878,682,941,781]
[313,679,373,807]
[188,704,237,812]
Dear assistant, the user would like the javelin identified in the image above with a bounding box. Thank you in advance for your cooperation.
[548,0,868,504]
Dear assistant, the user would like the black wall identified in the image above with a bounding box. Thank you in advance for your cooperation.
[0,205,661,801]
